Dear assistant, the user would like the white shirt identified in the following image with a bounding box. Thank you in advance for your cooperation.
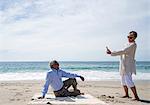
[111,42,137,75]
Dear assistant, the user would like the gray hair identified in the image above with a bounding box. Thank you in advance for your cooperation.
[49,60,59,68]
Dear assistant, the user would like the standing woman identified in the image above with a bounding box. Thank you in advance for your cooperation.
[106,31,140,101]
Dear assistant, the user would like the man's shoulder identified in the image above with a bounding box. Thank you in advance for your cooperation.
[58,69,66,73]
[47,69,53,74]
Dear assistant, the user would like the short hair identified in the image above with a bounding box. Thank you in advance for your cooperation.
[129,31,137,38]
[49,60,59,68]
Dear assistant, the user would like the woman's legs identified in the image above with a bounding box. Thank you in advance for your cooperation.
[122,73,140,100]
[122,85,129,98]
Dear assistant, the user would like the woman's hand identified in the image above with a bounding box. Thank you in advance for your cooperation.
[106,46,112,54]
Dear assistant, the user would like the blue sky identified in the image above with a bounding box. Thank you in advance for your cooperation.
[0,0,149,61]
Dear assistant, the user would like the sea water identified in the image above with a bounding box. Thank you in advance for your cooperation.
[0,61,149,81]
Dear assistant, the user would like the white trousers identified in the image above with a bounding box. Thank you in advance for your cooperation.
[121,73,135,88]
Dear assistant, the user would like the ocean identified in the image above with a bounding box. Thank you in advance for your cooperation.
[0,61,149,81]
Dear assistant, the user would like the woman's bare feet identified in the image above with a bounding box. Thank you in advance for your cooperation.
[121,95,130,98]
[132,96,140,101]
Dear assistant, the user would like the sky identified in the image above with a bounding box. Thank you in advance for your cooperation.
[0,0,149,61]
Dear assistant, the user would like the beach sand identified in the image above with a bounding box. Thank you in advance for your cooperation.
[0,80,149,105]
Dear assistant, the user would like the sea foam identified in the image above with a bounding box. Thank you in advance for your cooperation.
[0,70,149,81]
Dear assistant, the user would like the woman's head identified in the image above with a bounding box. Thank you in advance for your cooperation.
[127,31,137,42]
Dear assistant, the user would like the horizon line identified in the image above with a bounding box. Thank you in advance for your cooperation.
[0,60,149,62]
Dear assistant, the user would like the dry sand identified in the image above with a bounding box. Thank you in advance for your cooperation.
[0,80,149,105]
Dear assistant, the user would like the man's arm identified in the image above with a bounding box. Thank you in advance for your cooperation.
[39,72,51,99]
[61,70,84,81]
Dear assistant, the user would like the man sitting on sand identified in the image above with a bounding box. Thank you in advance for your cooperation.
[38,60,84,98]
[106,31,140,101]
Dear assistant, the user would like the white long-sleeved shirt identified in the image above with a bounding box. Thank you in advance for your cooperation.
[111,42,137,75]
[42,68,80,97]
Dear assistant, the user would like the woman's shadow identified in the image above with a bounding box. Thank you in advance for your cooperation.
[140,99,150,104]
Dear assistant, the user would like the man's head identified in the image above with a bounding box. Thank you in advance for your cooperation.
[49,60,59,70]
[127,31,137,43]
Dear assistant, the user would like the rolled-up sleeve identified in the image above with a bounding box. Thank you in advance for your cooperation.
[61,70,80,78]
[42,72,51,97]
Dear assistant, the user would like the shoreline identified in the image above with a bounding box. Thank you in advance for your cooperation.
[0,71,150,81]
[0,79,150,82]
[0,80,149,105]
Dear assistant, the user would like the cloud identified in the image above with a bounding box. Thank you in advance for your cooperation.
[0,0,149,61]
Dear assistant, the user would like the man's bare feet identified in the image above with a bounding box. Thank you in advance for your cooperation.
[80,93,84,95]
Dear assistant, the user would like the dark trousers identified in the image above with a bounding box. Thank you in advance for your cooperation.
[54,78,81,97]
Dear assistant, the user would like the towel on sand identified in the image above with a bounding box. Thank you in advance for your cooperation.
[28,93,108,105]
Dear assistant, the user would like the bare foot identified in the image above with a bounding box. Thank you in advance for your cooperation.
[132,97,140,101]
[80,93,84,95]
[121,95,130,98]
